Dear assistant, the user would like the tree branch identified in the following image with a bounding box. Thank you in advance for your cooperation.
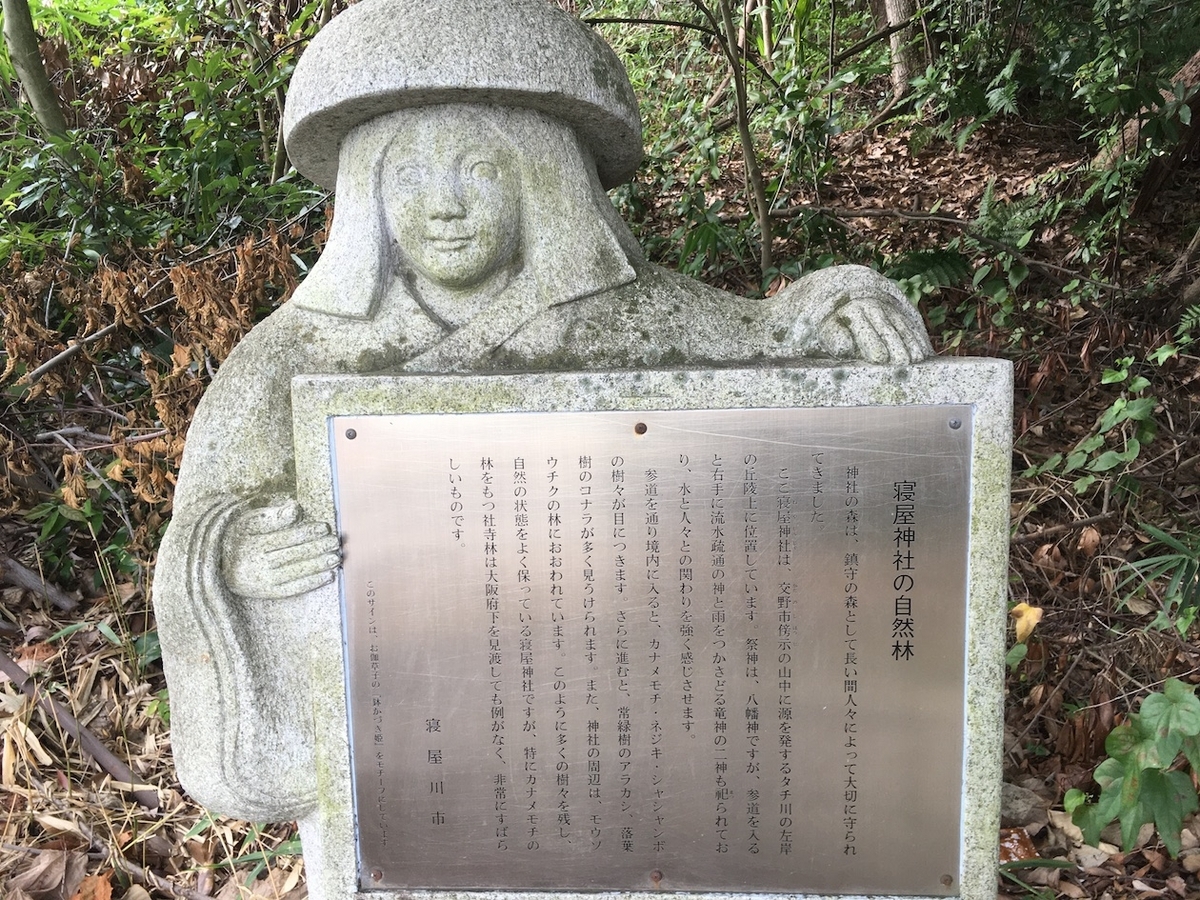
[1,0,69,138]
[0,647,159,809]
[0,554,78,612]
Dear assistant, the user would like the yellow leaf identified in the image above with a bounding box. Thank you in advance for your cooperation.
[1010,602,1044,643]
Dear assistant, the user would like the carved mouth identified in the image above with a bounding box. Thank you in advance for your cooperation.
[426,234,474,251]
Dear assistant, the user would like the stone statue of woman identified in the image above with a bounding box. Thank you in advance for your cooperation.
[154,0,933,823]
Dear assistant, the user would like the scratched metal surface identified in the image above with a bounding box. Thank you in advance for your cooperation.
[331,406,972,895]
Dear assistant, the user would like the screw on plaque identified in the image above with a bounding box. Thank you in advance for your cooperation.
[370,868,383,882]
[650,870,663,888]
[635,422,648,435]
[940,874,954,887]
[346,428,358,439]
[948,418,962,430]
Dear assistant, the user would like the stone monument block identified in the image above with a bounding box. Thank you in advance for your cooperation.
[151,2,1013,900]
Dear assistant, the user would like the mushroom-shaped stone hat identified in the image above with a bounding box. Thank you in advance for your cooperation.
[282,0,643,192]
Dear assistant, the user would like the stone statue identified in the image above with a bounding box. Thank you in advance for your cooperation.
[154,0,933,823]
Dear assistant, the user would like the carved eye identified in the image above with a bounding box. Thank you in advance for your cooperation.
[468,159,499,181]
[393,165,424,187]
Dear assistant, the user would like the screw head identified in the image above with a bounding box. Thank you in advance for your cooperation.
[346,428,358,440]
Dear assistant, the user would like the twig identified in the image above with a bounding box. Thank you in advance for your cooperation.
[831,15,921,68]
[0,554,78,612]
[1009,645,1086,750]
[741,202,1125,293]
[0,647,159,809]
[1012,511,1120,546]
[23,323,119,385]
[34,426,112,444]
[582,15,719,41]
[40,798,213,900]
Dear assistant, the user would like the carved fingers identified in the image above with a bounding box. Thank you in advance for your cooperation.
[831,299,934,365]
[222,498,342,599]
[770,264,934,364]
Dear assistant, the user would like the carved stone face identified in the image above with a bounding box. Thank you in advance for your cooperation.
[381,110,522,292]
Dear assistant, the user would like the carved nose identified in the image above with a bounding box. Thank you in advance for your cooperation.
[427,174,466,219]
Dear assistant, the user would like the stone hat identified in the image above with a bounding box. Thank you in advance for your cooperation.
[282,0,643,191]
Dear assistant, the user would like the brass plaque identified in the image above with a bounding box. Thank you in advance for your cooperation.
[331,406,972,895]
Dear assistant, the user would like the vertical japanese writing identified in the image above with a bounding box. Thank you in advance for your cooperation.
[547,457,570,843]
[745,636,761,855]
[426,716,445,828]
[711,453,730,854]
[482,456,506,850]
[810,451,825,524]
[613,456,634,851]
[678,455,695,733]
[843,551,860,856]
[579,456,598,665]
[645,467,666,852]
[777,466,793,568]
[367,579,387,845]
[777,580,794,857]
[578,455,602,851]
[521,456,539,851]
[618,705,633,852]
[892,480,917,661]
[612,456,627,596]
[743,454,759,621]
[449,459,464,542]
[844,465,860,540]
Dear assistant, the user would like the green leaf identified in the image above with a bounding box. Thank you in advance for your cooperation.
[1141,678,1200,742]
[135,630,162,666]
[1123,397,1156,421]
[1182,734,1200,776]
[48,621,91,642]
[96,621,122,646]
[1128,375,1151,393]
[1089,448,1132,472]
[1118,795,1153,852]
[1140,768,1198,857]
[1064,450,1088,474]
[1063,788,1088,815]
[1006,642,1028,671]
[1105,722,1164,770]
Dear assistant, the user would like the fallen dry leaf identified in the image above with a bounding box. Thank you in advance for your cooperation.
[70,872,112,900]
[1010,602,1044,643]
[1130,878,1164,895]
[1166,873,1188,897]
[8,849,88,900]
[999,826,1039,863]
[1077,525,1102,555]
[1073,843,1114,868]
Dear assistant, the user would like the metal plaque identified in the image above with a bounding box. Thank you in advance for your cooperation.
[331,406,973,895]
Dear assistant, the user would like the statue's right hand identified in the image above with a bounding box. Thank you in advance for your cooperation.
[221,498,341,599]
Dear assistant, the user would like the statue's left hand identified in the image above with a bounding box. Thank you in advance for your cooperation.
[769,265,934,365]
[807,293,933,364]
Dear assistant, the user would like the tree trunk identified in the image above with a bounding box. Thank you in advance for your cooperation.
[715,0,774,274]
[883,0,917,99]
[1130,48,1200,217]
[1093,46,1200,178]
[1,0,69,138]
